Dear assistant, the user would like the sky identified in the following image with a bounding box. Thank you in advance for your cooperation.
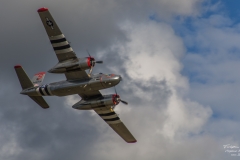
[1,0,240,159]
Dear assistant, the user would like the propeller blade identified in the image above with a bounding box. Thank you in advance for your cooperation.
[120,100,128,105]
[95,61,103,63]
[88,67,93,76]
[86,49,91,57]
[114,86,118,95]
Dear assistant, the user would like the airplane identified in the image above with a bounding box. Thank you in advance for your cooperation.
[14,7,136,143]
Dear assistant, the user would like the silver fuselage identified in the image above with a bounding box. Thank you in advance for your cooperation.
[20,73,121,97]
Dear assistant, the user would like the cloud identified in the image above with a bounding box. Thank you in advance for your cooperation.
[86,20,213,159]
[2,0,239,159]
[183,13,240,117]
[181,7,240,153]
[121,21,212,138]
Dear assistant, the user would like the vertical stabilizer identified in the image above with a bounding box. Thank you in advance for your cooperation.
[32,72,46,86]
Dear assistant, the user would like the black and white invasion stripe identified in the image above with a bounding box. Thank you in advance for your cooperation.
[96,109,121,124]
[36,85,52,96]
[49,34,73,54]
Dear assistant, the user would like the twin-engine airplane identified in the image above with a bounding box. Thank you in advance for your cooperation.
[14,7,136,143]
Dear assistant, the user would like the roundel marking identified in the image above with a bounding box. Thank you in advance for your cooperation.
[46,20,53,27]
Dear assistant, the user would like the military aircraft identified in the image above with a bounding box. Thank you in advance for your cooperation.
[14,7,136,143]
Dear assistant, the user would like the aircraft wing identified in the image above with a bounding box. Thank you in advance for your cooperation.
[77,93,136,143]
[38,8,90,81]
[65,71,89,81]
[38,8,77,62]
[93,106,137,143]
[78,90,103,100]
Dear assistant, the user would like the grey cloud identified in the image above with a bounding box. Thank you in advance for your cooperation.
[0,87,99,160]
[0,0,225,160]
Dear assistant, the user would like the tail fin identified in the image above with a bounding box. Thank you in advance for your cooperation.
[32,72,46,86]
[14,65,49,109]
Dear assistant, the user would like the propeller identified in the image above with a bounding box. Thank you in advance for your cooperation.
[111,87,128,111]
[86,50,103,63]
[114,87,128,105]
[120,100,128,105]
[86,50,103,76]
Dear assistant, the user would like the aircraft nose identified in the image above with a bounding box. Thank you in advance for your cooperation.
[113,75,121,80]
[110,75,121,85]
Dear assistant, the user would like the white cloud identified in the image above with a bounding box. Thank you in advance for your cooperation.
[151,0,202,16]
[3,0,239,159]
[89,21,213,159]
[122,21,211,139]
[181,10,240,153]
[183,14,240,120]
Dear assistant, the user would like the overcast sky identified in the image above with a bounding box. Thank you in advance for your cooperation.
[1,0,240,159]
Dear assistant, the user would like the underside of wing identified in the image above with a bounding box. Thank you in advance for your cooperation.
[38,8,91,81]
[94,106,137,143]
[65,70,90,81]
[78,90,103,100]
[38,8,77,62]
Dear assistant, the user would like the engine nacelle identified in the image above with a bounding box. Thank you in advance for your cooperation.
[72,94,120,110]
[48,57,94,73]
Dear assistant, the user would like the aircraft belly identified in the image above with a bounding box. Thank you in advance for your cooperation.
[46,79,108,97]
[100,79,113,88]
[53,90,76,96]
[51,86,83,96]
[21,85,53,96]
[88,83,103,91]
[49,81,95,96]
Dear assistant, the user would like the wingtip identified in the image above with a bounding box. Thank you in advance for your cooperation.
[14,65,22,69]
[127,140,137,143]
[38,7,48,12]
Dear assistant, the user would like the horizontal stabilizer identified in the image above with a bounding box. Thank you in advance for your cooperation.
[14,65,33,89]
[29,96,49,109]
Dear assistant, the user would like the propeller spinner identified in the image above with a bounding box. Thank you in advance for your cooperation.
[111,87,128,110]
[86,50,103,76]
